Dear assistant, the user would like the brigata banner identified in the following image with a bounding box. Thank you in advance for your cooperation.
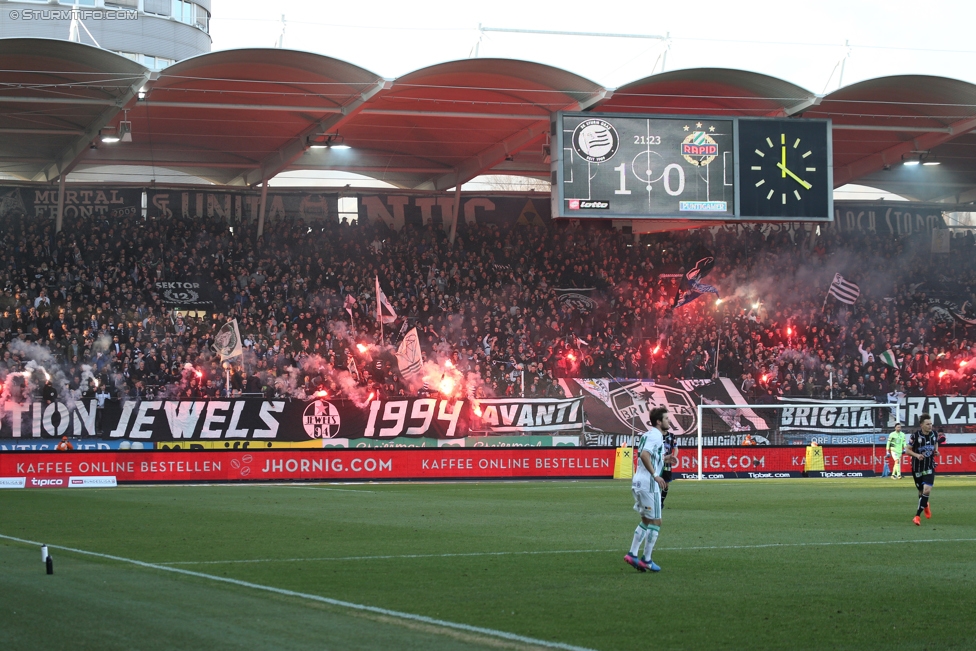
[0,449,614,483]
[777,399,884,434]
[900,396,976,430]
[0,397,584,442]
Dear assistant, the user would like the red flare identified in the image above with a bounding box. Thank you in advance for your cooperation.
[440,376,455,395]
[938,370,948,379]
[566,352,576,362]
[652,345,661,355]
[314,390,329,398]
[356,344,368,353]
[367,391,376,401]
[194,370,203,379]
[761,374,769,384]
[786,327,792,336]
[960,360,969,367]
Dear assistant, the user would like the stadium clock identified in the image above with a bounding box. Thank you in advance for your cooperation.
[737,118,832,220]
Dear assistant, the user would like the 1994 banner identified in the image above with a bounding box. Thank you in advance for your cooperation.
[0,397,584,442]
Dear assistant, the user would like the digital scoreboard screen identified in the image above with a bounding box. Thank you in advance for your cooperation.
[552,112,832,222]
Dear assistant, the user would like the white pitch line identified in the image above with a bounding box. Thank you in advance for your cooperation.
[0,533,596,651]
[159,549,617,565]
[155,537,976,566]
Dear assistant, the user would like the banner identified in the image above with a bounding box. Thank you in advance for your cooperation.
[0,449,614,483]
[0,397,583,442]
[554,288,598,312]
[901,397,976,430]
[562,378,771,444]
[777,399,883,434]
[467,398,583,434]
[0,185,142,220]
[358,194,550,232]
[154,278,223,309]
[146,189,338,223]
[3,446,972,484]
[147,190,550,230]
[829,202,948,237]
[909,281,976,326]
[669,445,976,476]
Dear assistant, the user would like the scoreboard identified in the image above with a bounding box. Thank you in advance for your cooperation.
[553,112,832,222]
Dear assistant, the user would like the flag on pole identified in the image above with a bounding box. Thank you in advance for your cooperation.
[212,319,243,362]
[347,355,361,383]
[878,349,898,369]
[343,293,356,320]
[396,327,424,387]
[673,252,719,309]
[375,275,397,324]
[828,274,860,305]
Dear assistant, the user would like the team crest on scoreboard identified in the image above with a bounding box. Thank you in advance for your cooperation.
[681,131,720,167]
[303,400,341,439]
[572,119,619,163]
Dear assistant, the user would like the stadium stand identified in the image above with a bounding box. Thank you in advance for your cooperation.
[1,209,974,403]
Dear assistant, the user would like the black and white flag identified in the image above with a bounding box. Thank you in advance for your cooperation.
[828,274,860,305]
[212,319,243,362]
[375,275,397,324]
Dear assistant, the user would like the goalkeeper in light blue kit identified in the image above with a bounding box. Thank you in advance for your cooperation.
[624,406,670,573]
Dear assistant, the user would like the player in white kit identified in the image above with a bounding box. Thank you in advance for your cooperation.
[624,406,669,573]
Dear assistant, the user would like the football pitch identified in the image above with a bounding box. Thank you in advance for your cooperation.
[2,477,975,651]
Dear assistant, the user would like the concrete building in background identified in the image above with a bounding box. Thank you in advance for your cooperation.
[0,0,210,69]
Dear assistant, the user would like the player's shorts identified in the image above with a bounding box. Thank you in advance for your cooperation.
[632,483,662,520]
[661,469,673,483]
[913,470,935,491]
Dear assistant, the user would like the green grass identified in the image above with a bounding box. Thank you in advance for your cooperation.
[2,477,975,651]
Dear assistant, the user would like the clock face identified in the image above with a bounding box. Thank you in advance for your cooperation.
[738,119,831,219]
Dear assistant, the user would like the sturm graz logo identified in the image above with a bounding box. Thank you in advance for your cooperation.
[572,119,619,163]
[607,381,697,436]
[303,400,341,439]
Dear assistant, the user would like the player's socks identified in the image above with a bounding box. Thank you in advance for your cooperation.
[641,524,660,563]
[629,523,648,557]
[661,486,669,506]
[917,495,929,517]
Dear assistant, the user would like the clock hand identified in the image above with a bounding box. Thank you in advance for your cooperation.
[776,162,812,190]
[781,145,786,179]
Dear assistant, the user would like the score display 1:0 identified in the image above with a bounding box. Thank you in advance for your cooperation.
[556,113,736,219]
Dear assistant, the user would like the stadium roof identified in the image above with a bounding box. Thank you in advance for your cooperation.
[3,38,976,203]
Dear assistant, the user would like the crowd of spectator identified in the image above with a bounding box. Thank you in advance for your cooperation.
[1,205,974,405]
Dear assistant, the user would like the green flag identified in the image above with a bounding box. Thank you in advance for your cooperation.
[879,349,898,368]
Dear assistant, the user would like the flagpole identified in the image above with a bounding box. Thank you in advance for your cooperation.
[376,275,383,345]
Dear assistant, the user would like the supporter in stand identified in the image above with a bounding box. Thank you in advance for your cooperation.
[0,208,973,403]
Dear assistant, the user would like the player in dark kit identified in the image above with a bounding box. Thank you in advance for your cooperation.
[906,413,939,526]
[661,428,678,506]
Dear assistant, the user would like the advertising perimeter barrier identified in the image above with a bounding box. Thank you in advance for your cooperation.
[2,445,975,485]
